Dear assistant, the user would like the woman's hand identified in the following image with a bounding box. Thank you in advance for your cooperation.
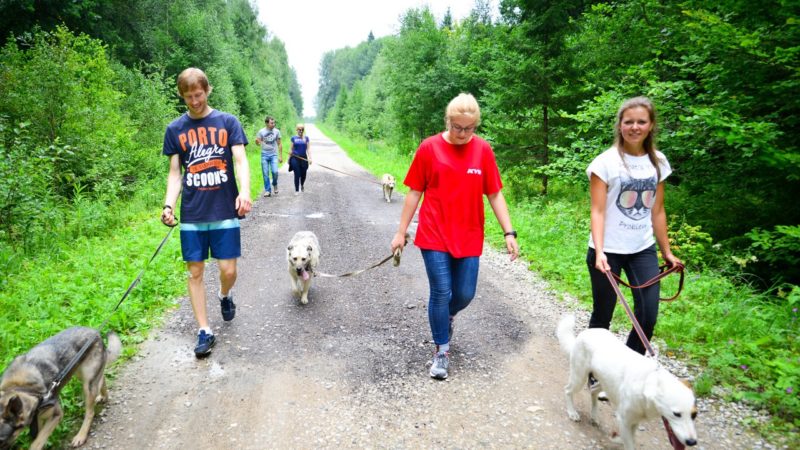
[663,252,683,268]
[161,205,176,227]
[595,251,611,272]
[505,234,520,261]
[391,231,407,254]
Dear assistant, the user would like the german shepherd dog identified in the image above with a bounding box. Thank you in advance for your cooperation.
[0,327,121,449]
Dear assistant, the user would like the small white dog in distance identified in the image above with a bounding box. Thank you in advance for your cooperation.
[287,231,320,304]
[381,174,396,203]
[556,315,698,450]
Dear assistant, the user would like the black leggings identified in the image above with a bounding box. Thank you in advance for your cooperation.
[289,156,308,192]
[586,245,660,355]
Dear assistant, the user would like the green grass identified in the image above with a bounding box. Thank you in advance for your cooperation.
[0,133,265,447]
[318,123,799,446]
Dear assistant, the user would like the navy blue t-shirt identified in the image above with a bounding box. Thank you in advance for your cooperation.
[290,135,309,158]
[163,110,248,223]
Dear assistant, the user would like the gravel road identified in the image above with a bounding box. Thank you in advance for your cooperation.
[84,125,782,449]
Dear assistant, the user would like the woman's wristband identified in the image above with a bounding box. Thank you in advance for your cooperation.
[163,205,173,210]
[504,230,517,238]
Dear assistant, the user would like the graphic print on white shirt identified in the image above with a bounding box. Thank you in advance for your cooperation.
[616,174,657,221]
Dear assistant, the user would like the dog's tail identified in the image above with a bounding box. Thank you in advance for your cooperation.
[105,332,122,364]
[556,314,577,356]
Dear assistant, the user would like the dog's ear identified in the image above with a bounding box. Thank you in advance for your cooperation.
[643,373,661,403]
[287,244,293,251]
[5,395,23,417]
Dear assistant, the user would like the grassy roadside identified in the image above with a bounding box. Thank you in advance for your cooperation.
[0,134,265,446]
[317,124,799,444]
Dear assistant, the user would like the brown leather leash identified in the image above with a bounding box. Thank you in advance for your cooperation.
[609,262,685,301]
[604,264,687,450]
[289,153,383,185]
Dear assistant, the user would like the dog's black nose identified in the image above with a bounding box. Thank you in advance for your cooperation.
[685,439,697,446]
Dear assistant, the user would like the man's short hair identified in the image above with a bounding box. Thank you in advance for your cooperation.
[177,67,212,96]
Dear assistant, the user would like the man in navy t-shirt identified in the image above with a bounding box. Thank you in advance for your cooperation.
[161,67,252,357]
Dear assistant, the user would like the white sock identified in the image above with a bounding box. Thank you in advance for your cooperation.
[200,327,213,336]
[437,343,450,354]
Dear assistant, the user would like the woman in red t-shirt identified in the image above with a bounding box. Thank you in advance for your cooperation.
[391,93,520,380]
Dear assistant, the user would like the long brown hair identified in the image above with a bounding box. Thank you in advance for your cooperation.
[614,96,663,181]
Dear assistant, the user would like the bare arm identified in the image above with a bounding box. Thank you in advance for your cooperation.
[161,154,182,226]
[231,143,252,216]
[306,138,311,164]
[391,189,423,252]
[487,190,519,261]
[589,174,610,271]
[651,182,682,266]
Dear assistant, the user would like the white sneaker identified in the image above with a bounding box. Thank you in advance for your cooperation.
[429,351,449,379]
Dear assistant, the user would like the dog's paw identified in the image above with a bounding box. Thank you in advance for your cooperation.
[300,296,309,305]
[567,410,581,422]
[71,433,89,447]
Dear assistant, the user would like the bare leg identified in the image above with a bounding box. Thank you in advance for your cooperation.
[187,261,209,329]
[217,258,237,297]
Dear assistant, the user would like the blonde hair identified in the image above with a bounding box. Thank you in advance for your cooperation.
[614,96,663,180]
[296,123,305,131]
[177,67,212,96]
[444,93,481,127]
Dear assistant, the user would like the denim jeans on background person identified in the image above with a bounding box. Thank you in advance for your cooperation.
[421,249,480,346]
[586,245,661,355]
[261,153,279,193]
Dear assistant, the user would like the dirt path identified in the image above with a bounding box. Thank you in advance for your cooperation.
[86,125,769,449]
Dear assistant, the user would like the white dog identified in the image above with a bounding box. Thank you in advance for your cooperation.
[381,174,396,203]
[556,315,698,450]
[287,231,320,304]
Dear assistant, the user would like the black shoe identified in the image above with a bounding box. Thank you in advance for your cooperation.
[194,330,216,357]
[220,292,236,321]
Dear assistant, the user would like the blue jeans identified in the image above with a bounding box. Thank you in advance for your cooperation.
[586,245,660,355]
[421,250,480,346]
[261,153,279,192]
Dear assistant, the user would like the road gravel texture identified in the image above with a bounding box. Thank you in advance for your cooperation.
[86,125,780,449]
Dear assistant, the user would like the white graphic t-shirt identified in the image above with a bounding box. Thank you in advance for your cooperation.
[586,147,672,254]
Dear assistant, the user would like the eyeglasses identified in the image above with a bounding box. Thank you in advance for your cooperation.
[451,124,476,134]
[618,189,656,209]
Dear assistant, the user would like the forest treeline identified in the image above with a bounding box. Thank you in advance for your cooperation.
[317,0,799,290]
[0,0,301,264]
[316,0,799,433]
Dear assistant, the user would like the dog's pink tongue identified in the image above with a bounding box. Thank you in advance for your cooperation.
[302,270,310,281]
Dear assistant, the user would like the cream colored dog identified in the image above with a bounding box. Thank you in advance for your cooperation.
[556,315,698,450]
[287,231,320,304]
[381,174,395,203]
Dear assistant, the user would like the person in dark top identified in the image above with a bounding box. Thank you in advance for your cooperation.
[161,67,252,357]
[288,124,311,194]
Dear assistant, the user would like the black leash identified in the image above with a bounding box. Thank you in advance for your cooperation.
[316,234,409,278]
[41,224,176,405]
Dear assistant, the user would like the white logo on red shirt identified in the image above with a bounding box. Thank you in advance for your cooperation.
[467,168,482,175]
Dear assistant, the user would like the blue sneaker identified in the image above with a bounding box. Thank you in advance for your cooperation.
[194,330,215,357]
[219,292,236,321]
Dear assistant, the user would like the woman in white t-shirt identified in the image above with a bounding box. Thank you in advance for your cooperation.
[586,96,682,355]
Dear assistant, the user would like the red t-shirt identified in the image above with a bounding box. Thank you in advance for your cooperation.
[404,133,503,257]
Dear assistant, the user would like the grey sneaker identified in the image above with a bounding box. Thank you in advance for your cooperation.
[263,190,271,197]
[429,351,449,379]
[588,374,608,402]
[273,188,279,195]
[194,330,216,357]
[219,292,236,321]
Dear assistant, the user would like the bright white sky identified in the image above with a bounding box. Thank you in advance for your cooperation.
[256,0,498,117]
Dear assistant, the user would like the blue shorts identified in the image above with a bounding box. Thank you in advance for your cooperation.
[179,219,241,262]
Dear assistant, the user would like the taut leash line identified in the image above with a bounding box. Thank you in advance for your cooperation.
[43,224,176,403]
[289,153,383,185]
[316,233,409,278]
